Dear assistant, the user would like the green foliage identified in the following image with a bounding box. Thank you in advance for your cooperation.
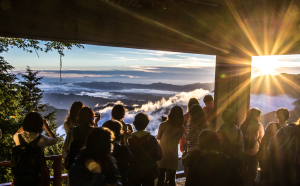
[19,67,46,113]
[0,61,66,184]
[0,37,84,56]
[0,57,23,183]
[43,110,67,186]
[0,37,82,184]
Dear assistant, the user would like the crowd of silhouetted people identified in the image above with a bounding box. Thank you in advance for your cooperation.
[10,95,300,186]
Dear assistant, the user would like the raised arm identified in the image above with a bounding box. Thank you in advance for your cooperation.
[43,119,56,139]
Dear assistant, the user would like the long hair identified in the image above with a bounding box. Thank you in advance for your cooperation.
[77,107,95,127]
[77,127,116,177]
[187,98,200,112]
[167,106,184,127]
[243,108,262,125]
[66,101,84,125]
[188,104,208,129]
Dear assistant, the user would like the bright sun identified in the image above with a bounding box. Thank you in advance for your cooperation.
[257,63,276,74]
[252,56,281,75]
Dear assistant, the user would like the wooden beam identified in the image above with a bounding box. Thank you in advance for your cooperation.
[0,0,225,55]
[214,53,252,128]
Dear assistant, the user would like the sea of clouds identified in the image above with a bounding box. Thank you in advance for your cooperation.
[56,88,210,138]
[56,88,298,140]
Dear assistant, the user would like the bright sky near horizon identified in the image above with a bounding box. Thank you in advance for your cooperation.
[2,43,216,70]
[2,42,300,84]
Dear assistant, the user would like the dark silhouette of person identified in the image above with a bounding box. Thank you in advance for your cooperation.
[102,120,132,186]
[187,129,243,186]
[112,104,134,144]
[70,127,119,186]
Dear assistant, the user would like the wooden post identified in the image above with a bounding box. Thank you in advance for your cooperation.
[214,53,252,128]
[52,155,62,186]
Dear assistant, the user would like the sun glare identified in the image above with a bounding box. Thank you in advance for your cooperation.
[257,63,276,74]
[252,56,282,76]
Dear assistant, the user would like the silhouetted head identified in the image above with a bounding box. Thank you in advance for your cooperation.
[77,107,95,127]
[244,108,262,124]
[189,104,207,128]
[23,112,44,133]
[198,129,221,151]
[102,120,123,142]
[203,95,214,105]
[222,109,236,124]
[78,127,116,177]
[112,105,126,120]
[187,98,200,112]
[85,127,115,155]
[66,101,84,124]
[133,113,149,131]
[167,106,184,127]
[276,108,290,122]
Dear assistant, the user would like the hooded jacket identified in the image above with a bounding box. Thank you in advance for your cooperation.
[128,131,162,181]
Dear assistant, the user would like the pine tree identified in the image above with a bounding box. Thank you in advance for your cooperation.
[18,67,67,185]
[19,67,46,113]
[0,38,83,184]
[0,57,23,183]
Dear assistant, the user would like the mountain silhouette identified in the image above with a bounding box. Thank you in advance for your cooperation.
[74,82,214,92]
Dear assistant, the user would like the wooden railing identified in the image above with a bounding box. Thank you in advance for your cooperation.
[0,155,185,186]
[0,155,67,186]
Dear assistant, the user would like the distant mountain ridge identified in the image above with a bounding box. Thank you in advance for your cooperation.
[251,73,300,98]
[74,82,215,92]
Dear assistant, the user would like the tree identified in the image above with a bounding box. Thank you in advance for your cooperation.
[0,57,23,183]
[18,67,67,185]
[0,38,83,184]
[43,110,68,185]
[19,67,46,114]
[0,37,84,56]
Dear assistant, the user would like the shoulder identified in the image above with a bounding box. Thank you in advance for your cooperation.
[265,122,278,130]
[184,112,190,120]
[13,133,20,144]
[257,122,263,127]
[148,134,158,142]
[159,121,168,127]
[217,124,226,131]
[240,123,246,130]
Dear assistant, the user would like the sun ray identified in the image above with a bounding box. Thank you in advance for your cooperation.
[225,0,263,56]
[270,0,296,55]
[270,75,286,96]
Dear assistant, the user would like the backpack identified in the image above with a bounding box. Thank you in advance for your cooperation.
[11,134,43,183]
[64,127,88,170]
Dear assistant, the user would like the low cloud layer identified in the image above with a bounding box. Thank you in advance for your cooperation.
[250,94,297,114]
[96,89,211,134]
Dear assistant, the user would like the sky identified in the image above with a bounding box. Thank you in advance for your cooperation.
[1,43,216,84]
[2,42,300,84]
